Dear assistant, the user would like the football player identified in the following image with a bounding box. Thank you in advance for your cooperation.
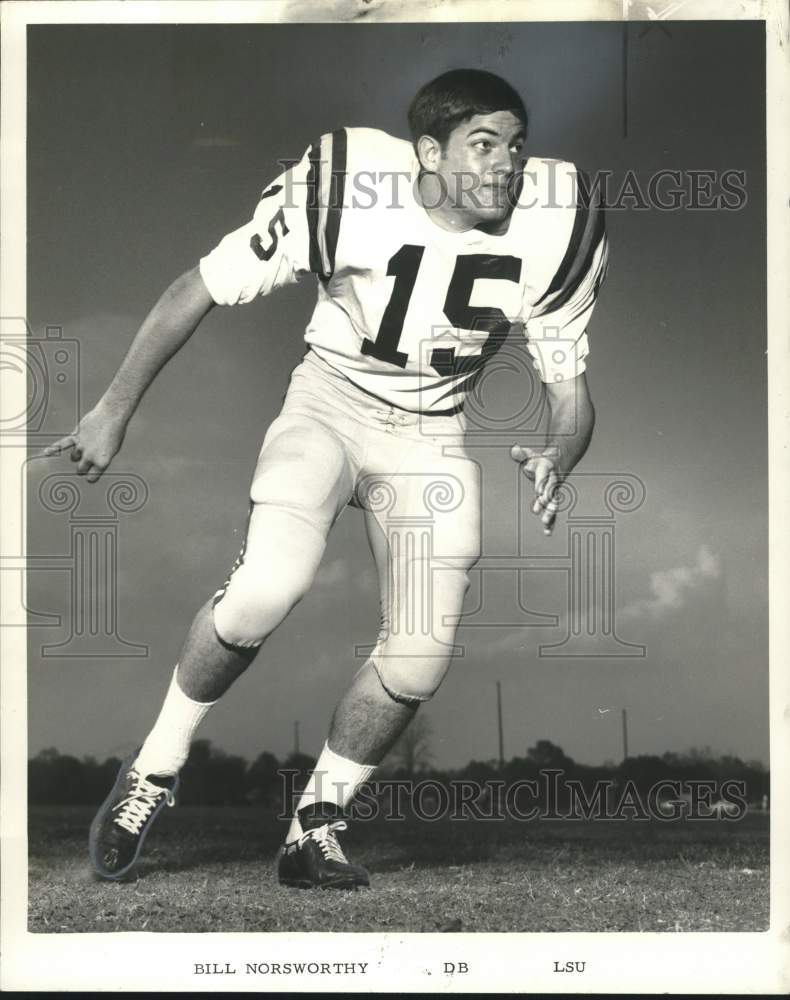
[46,69,607,889]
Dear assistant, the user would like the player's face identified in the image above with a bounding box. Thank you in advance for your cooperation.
[438,111,525,223]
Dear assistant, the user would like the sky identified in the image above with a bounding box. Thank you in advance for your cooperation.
[24,21,767,769]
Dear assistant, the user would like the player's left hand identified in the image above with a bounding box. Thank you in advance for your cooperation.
[510,444,562,536]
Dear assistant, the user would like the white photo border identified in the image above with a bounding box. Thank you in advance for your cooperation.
[1,0,788,993]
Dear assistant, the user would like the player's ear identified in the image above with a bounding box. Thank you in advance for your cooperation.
[416,134,442,173]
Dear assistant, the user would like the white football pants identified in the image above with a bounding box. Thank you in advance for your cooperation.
[212,349,481,702]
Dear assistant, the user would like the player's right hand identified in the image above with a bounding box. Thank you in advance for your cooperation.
[41,403,128,483]
[510,443,562,536]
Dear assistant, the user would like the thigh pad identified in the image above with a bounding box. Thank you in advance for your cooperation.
[250,414,353,521]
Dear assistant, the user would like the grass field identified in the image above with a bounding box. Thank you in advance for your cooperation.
[28,805,769,933]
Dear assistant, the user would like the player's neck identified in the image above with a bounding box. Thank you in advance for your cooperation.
[421,200,478,234]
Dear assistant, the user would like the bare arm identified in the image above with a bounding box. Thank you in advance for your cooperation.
[100,265,215,421]
[510,373,596,535]
[44,265,215,481]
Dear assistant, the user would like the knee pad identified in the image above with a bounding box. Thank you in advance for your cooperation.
[370,640,454,704]
[210,467,335,646]
[213,559,314,648]
[211,503,325,648]
[371,560,473,702]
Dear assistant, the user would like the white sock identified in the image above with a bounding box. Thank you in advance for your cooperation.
[133,666,216,778]
[286,742,376,843]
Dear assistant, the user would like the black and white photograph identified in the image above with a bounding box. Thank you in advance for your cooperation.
[1,0,788,993]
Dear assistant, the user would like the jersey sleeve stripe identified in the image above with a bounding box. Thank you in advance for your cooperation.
[324,127,347,277]
[533,169,606,315]
[316,133,333,277]
[306,141,324,277]
[306,130,347,281]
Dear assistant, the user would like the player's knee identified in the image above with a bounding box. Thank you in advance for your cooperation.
[212,563,314,648]
[371,644,452,704]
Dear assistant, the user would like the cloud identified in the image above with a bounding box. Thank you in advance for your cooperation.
[620,545,721,622]
[464,544,723,657]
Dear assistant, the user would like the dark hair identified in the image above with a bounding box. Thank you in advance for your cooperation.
[407,69,527,148]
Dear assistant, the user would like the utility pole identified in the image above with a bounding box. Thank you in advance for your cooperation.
[496,682,504,768]
[621,708,629,762]
[294,720,300,756]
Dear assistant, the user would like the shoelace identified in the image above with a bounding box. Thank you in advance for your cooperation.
[301,821,349,863]
[112,771,175,835]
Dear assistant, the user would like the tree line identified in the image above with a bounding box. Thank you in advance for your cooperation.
[28,734,769,808]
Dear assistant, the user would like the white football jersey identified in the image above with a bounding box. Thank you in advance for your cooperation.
[199,127,608,413]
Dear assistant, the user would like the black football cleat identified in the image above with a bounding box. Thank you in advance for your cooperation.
[278,803,370,890]
[89,752,177,880]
